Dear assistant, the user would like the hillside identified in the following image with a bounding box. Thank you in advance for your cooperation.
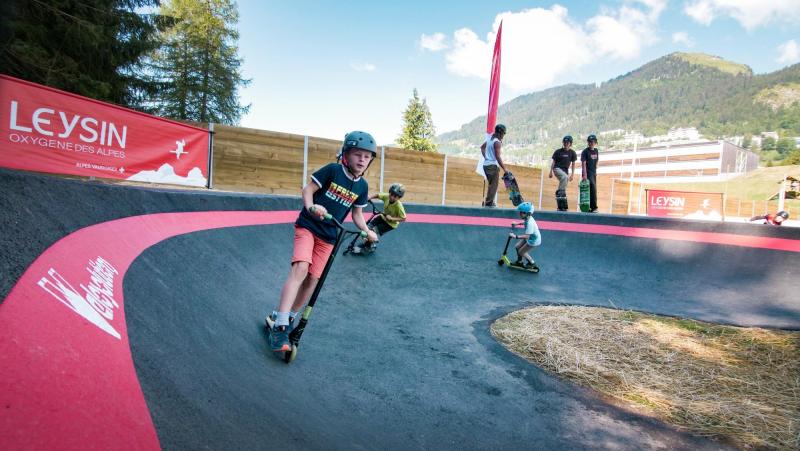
[438,53,800,155]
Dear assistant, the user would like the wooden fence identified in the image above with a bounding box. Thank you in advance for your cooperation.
[212,125,781,217]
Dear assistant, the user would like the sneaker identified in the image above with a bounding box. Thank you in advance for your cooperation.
[484,202,497,208]
[590,209,598,213]
[525,262,539,271]
[265,312,294,330]
[270,325,291,352]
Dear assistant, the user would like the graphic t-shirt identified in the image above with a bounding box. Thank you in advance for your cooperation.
[523,216,541,246]
[580,147,600,176]
[296,163,369,243]
[377,193,406,228]
[551,148,577,172]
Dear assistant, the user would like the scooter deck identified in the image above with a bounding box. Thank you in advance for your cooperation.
[508,262,539,273]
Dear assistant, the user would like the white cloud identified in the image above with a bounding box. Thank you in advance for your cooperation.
[777,39,800,64]
[683,0,800,31]
[434,2,665,92]
[420,32,448,52]
[350,62,376,72]
[672,31,695,47]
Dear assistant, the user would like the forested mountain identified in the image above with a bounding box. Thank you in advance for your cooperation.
[438,53,800,154]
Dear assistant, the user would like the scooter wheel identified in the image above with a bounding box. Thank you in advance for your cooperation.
[284,344,297,363]
[497,259,504,266]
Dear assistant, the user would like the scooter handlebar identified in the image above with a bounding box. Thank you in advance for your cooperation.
[322,214,368,238]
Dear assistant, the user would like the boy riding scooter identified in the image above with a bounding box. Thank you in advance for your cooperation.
[350,183,407,253]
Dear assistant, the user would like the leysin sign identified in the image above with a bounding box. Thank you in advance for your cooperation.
[0,74,209,187]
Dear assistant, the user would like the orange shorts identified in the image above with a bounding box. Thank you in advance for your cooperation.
[291,226,334,279]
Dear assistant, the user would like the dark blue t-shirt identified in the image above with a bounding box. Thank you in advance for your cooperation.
[580,147,600,176]
[295,163,369,243]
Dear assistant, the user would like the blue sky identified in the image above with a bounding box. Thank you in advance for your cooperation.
[235,0,800,144]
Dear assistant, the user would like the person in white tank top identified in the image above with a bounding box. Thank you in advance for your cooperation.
[480,124,508,207]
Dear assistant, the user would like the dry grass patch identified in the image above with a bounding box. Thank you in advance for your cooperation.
[491,306,800,450]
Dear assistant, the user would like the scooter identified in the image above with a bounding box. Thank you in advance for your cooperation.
[343,200,381,256]
[267,213,368,364]
[497,222,539,273]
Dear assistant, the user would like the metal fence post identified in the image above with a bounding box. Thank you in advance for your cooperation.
[609,179,615,214]
[441,154,448,206]
[206,122,215,189]
[379,146,385,192]
[638,183,643,214]
[538,169,544,210]
[302,135,308,189]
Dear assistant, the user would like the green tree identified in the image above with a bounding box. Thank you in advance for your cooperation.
[398,88,437,152]
[776,137,795,156]
[761,137,777,152]
[0,0,165,107]
[785,149,800,165]
[147,0,249,124]
[742,134,752,149]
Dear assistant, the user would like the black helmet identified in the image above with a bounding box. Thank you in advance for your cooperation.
[777,210,789,219]
[563,135,573,144]
[341,131,377,157]
[389,183,405,198]
[587,134,597,143]
[495,124,507,134]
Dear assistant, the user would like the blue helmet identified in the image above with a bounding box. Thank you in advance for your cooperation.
[517,202,533,214]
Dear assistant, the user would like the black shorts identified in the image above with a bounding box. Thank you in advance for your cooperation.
[368,215,394,236]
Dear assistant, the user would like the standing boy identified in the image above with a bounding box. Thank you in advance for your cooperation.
[480,124,509,207]
[580,134,600,213]
[549,135,577,211]
[266,131,379,352]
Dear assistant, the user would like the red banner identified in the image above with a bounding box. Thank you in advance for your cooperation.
[0,74,209,187]
[646,189,724,220]
[485,20,502,135]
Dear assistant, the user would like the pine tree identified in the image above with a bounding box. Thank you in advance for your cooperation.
[146,0,249,124]
[398,88,437,152]
[0,0,165,107]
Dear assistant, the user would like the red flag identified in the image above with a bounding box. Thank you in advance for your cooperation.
[486,21,502,134]
[477,21,503,178]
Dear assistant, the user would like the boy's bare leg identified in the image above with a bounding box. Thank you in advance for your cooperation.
[291,275,320,312]
[277,262,310,313]
[518,243,535,263]
[514,240,525,261]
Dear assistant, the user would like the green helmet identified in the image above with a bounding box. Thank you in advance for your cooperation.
[389,183,405,198]
[341,131,377,156]
[495,124,507,134]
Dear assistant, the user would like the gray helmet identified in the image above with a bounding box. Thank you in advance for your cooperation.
[389,183,405,198]
[495,124,507,134]
[341,131,377,156]
[563,135,573,144]
[777,210,789,219]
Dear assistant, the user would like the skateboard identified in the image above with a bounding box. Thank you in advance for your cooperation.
[579,179,590,212]
[502,172,524,206]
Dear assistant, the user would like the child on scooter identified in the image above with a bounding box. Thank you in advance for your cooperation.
[353,183,407,252]
[266,131,379,353]
[509,202,541,270]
